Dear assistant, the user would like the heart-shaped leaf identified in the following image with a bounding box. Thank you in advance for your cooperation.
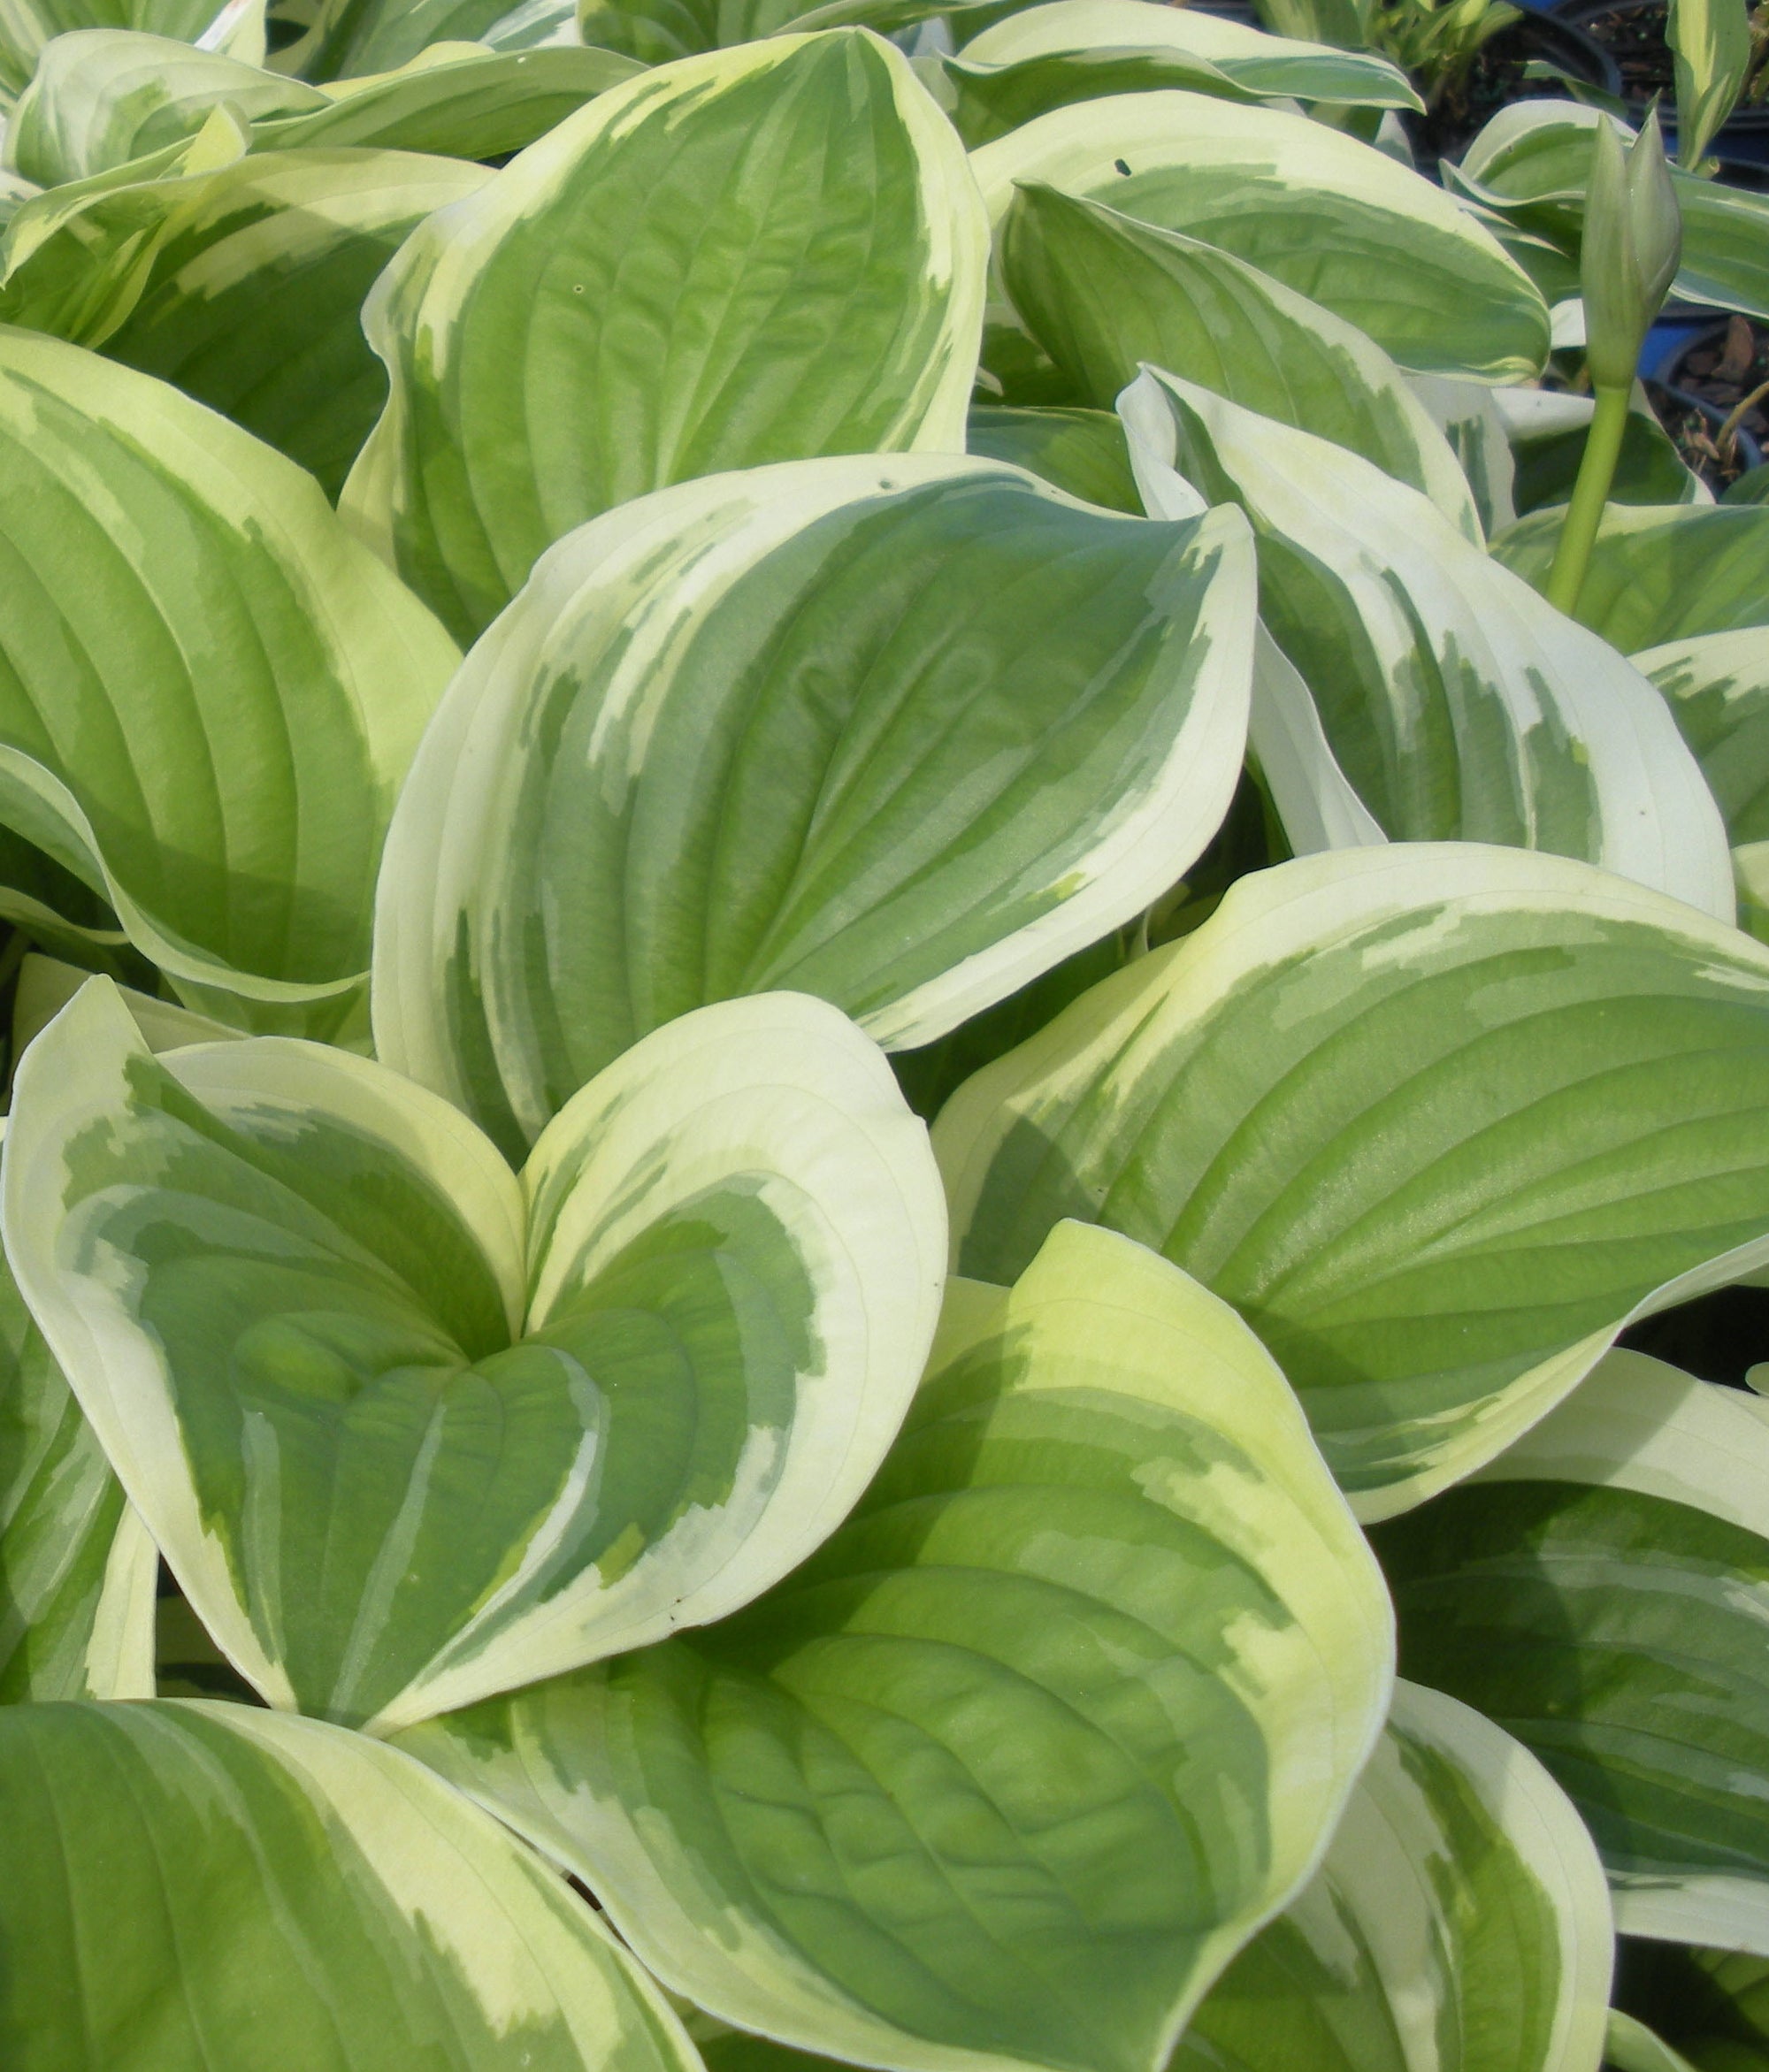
[397,1219,1393,2072]
[0,330,457,1032]
[372,454,1256,1157]
[2,977,946,1731]
[935,843,1769,1516]
[0,1697,707,2071]
[1121,369,1732,919]
[341,30,988,643]
[968,91,1549,382]
[1374,1349,1769,1957]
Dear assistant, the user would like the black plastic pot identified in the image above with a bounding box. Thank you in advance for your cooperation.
[1556,0,1769,183]
[1405,10,1620,171]
[1651,312,1769,490]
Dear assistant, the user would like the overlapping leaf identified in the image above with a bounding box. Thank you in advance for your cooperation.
[965,401,1141,510]
[372,454,1256,1156]
[1121,368,1732,916]
[0,1698,706,2070]
[1375,1349,1769,1956]
[341,30,989,641]
[1491,503,1769,650]
[398,1220,1394,2072]
[249,43,645,157]
[0,1137,156,1705]
[1450,102,1769,322]
[1,147,491,495]
[0,328,456,1032]
[1177,1682,1613,2072]
[4,28,323,185]
[967,90,1550,380]
[0,0,217,96]
[935,843,1769,1516]
[945,0,1421,145]
[1000,184,1481,535]
[3,977,945,1732]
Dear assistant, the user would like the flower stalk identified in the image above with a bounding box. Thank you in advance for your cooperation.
[1545,112,1683,617]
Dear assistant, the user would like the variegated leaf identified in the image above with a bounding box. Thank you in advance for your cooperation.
[945,0,1420,145]
[341,30,988,642]
[935,843,1769,1516]
[1178,1682,1613,2072]
[3,28,321,186]
[1491,502,1769,651]
[0,1130,156,1705]
[1121,368,1732,918]
[0,1697,707,2071]
[399,1220,1394,2072]
[1001,183,1482,538]
[0,329,456,1033]
[968,90,1550,381]
[1375,1349,1769,1958]
[2,977,945,1732]
[372,454,1256,1156]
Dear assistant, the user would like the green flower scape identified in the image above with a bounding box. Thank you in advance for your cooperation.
[0,0,1765,2065]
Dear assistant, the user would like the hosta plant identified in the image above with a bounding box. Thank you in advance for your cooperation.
[0,1,1765,2068]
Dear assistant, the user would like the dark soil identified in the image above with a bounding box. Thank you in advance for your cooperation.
[1406,14,1618,167]
[1647,314,1769,493]
[1574,0,1675,100]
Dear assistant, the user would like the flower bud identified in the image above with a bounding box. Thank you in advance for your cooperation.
[1581,109,1683,391]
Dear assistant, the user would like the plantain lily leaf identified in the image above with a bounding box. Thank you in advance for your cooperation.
[0,1136,156,1705]
[934,843,1769,1517]
[1374,1349,1769,1957]
[397,1219,1395,2072]
[1490,503,1769,649]
[1605,2013,1702,2072]
[965,401,1142,511]
[372,454,1256,1157]
[1408,373,1520,536]
[0,1697,708,2072]
[1634,631,1769,848]
[0,0,217,95]
[0,330,456,1033]
[1451,103,1769,324]
[0,147,490,497]
[1497,382,1709,520]
[570,0,986,65]
[945,0,1421,145]
[479,0,581,47]
[3,28,324,186]
[11,950,236,1059]
[341,30,988,644]
[0,111,257,348]
[1668,0,1753,172]
[97,150,487,496]
[967,91,1550,381]
[249,43,645,157]
[1121,369,1733,918]
[1000,183,1482,539]
[2,977,946,1732]
[1176,1681,1613,2072]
